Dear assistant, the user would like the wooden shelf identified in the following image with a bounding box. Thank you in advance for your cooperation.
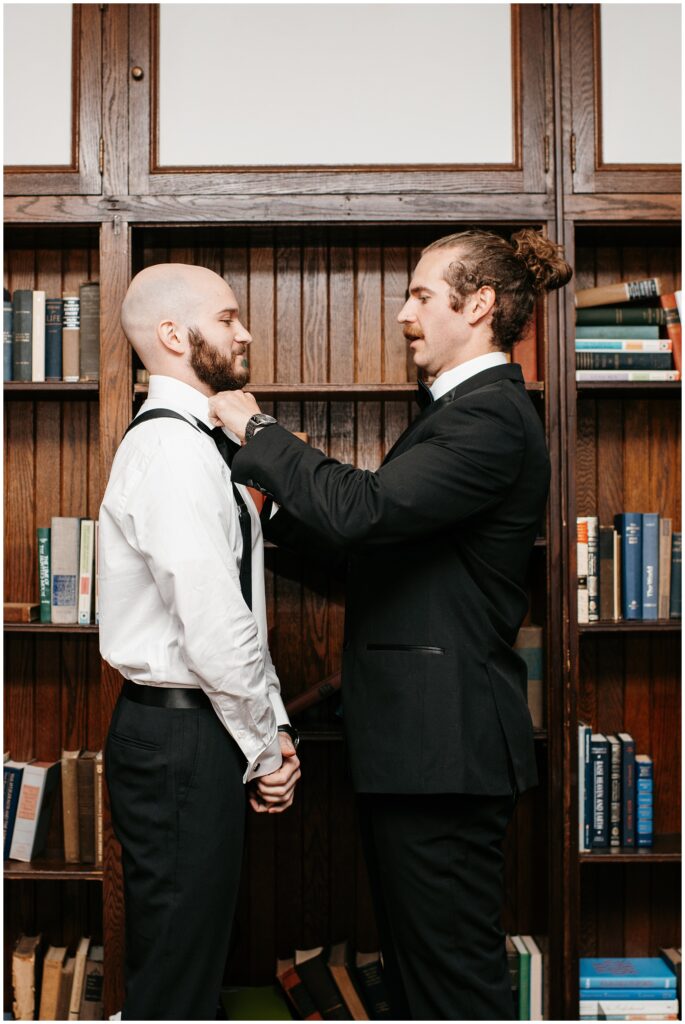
[4,623,98,634]
[4,381,99,397]
[579,834,681,864]
[576,381,681,397]
[578,620,681,634]
[134,381,545,401]
[4,858,104,881]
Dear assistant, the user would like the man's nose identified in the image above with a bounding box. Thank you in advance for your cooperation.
[397,301,414,324]
[235,322,253,344]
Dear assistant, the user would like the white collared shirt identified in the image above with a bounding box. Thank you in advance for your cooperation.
[98,374,288,783]
[430,351,509,401]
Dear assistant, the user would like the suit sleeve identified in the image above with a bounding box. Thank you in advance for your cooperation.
[232,393,526,548]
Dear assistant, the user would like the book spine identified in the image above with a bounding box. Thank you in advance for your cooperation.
[587,517,599,622]
[658,520,673,620]
[61,753,80,864]
[575,277,662,309]
[4,299,12,381]
[9,765,45,861]
[577,517,590,624]
[599,527,616,621]
[354,963,392,1019]
[3,767,23,859]
[45,298,63,381]
[12,289,32,382]
[575,325,661,339]
[620,736,636,847]
[51,517,80,624]
[670,533,681,619]
[615,514,642,620]
[31,763,59,859]
[642,514,660,620]
[576,370,680,381]
[636,757,653,848]
[79,283,100,381]
[590,738,609,847]
[576,306,668,326]
[62,295,80,382]
[578,725,591,851]
[31,290,46,382]
[517,948,531,1020]
[78,520,95,625]
[576,352,673,370]
[37,527,51,624]
[608,737,621,847]
[280,966,323,1020]
[575,339,671,352]
[94,753,103,867]
[660,293,682,376]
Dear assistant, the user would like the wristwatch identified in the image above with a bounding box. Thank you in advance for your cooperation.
[245,413,278,443]
[277,724,300,750]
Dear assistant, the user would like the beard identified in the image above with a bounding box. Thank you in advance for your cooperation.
[188,327,250,392]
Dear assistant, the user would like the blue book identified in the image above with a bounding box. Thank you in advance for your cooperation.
[641,514,659,620]
[615,514,642,619]
[45,298,63,381]
[575,325,661,339]
[618,733,635,847]
[578,723,592,851]
[670,533,682,619]
[635,755,653,847]
[579,958,677,989]
[11,288,32,382]
[3,297,12,381]
[3,760,26,859]
[578,988,676,1000]
[590,734,609,847]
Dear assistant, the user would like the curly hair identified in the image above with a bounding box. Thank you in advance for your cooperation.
[422,229,573,353]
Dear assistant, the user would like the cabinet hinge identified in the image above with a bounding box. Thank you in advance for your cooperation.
[544,135,551,174]
[99,136,104,176]
[570,133,577,173]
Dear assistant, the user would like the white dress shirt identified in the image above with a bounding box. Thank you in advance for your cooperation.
[98,375,288,783]
[430,351,509,401]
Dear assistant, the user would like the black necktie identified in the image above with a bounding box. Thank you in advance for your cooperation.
[416,378,435,411]
[210,426,241,466]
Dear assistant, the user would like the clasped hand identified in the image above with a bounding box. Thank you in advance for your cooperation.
[249,732,301,814]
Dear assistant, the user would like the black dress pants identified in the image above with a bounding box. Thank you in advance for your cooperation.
[357,791,516,1021]
[105,693,246,1021]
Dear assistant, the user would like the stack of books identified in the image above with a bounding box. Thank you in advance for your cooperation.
[578,728,655,852]
[507,935,546,1020]
[4,283,100,383]
[579,957,678,1020]
[577,515,681,623]
[11,934,103,1020]
[39,518,99,626]
[574,280,681,383]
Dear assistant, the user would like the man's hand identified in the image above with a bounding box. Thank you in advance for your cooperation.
[208,390,261,442]
[249,732,301,814]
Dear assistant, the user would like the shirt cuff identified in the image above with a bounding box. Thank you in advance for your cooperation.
[243,730,282,784]
[268,690,290,727]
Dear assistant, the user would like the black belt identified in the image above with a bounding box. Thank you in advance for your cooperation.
[122,680,211,710]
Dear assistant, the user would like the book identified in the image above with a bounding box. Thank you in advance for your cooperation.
[669,533,681,619]
[506,936,520,1018]
[642,513,660,620]
[576,306,668,326]
[613,529,622,622]
[37,526,51,623]
[575,278,663,309]
[599,527,617,621]
[4,759,27,859]
[511,935,531,1019]
[61,748,81,864]
[635,754,653,848]
[94,749,104,866]
[606,735,621,847]
[4,295,12,381]
[579,958,677,989]
[514,625,544,730]
[77,751,98,864]
[658,519,673,620]
[295,947,351,1020]
[12,934,42,1022]
[578,722,592,852]
[39,945,68,1021]
[521,936,543,1021]
[3,602,39,622]
[79,944,104,1020]
[58,956,76,1021]
[577,517,590,623]
[79,282,100,381]
[45,297,63,380]
[659,293,682,376]
[8,760,60,861]
[62,294,80,382]
[12,289,32,382]
[78,519,95,624]
[285,670,342,717]
[587,517,599,621]
[31,289,46,382]
[658,949,681,1009]
[615,514,642,620]
[221,985,293,1020]
[69,936,91,1019]
[353,953,393,1019]
[576,353,673,370]
[327,942,369,1020]
[590,734,609,848]
[276,957,323,1020]
[51,516,80,624]
[586,989,679,1000]
[580,998,679,1017]
[618,733,636,848]
[95,520,100,626]
[575,325,661,339]
[576,370,680,382]
[575,339,672,352]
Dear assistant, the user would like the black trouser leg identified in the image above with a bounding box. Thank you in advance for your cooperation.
[356,792,516,1022]
[105,695,246,1021]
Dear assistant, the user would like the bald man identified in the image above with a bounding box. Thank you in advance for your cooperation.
[99,264,301,1020]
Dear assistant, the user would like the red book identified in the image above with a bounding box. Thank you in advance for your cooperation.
[276,957,323,1020]
[659,293,681,375]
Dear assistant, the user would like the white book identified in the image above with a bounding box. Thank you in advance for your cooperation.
[69,937,91,1020]
[580,1000,679,1016]
[577,517,590,623]
[78,519,95,625]
[576,370,680,382]
[8,760,59,861]
[51,516,80,624]
[94,520,100,625]
[521,936,543,1020]
[575,339,672,352]
[31,290,46,382]
[675,289,682,321]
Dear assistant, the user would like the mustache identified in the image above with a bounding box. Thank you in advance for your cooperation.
[403,327,424,341]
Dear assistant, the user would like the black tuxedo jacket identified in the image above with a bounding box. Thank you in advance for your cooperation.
[232,363,550,796]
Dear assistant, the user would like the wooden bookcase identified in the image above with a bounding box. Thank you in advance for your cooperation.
[3,6,680,1019]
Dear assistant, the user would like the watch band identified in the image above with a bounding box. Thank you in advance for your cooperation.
[277,724,300,749]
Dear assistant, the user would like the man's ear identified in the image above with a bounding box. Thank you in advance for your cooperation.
[465,285,496,325]
[158,319,185,354]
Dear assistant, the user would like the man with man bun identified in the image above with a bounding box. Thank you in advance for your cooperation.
[210,230,572,1020]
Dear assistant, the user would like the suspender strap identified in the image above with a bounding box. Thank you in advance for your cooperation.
[124,408,252,610]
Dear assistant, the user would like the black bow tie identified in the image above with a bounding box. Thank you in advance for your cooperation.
[210,426,241,467]
[415,379,435,411]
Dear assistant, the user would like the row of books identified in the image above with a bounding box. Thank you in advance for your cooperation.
[578,728,653,851]
[574,280,681,383]
[577,515,681,623]
[3,284,100,383]
[11,934,103,1020]
[4,750,103,865]
[579,956,680,1021]
[507,935,546,1020]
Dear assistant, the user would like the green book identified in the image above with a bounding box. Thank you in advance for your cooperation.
[575,325,660,339]
[576,306,667,326]
[221,986,293,1020]
[37,527,51,623]
[511,935,531,1020]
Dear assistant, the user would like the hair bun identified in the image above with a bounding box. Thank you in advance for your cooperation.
[510,229,573,294]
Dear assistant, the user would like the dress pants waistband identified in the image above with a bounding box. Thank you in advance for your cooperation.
[122,680,211,710]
